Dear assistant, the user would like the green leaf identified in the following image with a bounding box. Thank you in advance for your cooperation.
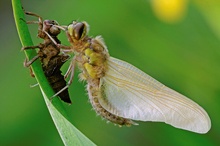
[12,0,96,145]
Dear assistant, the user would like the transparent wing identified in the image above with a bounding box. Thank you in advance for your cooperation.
[99,57,211,133]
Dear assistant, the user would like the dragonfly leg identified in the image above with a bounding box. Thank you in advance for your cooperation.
[50,58,76,101]
[23,55,40,67]
[21,44,42,51]
[24,11,43,24]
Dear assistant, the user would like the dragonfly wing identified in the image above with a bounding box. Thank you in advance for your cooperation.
[99,57,211,133]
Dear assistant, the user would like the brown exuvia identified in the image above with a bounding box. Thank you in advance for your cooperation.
[22,11,71,103]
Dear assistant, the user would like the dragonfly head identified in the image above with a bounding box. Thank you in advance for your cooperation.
[67,21,89,41]
[43,20,61,36]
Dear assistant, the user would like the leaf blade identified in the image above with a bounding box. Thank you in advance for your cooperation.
[12,0,96,145]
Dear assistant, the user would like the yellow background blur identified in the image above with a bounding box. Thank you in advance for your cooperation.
[1,0,220,145]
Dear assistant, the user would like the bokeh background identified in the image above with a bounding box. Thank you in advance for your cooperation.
[1,0,220,145]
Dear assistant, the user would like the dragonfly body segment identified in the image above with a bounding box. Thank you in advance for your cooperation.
[64,22,134,125]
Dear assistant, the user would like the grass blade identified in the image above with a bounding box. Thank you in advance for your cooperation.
[12,0,96,145]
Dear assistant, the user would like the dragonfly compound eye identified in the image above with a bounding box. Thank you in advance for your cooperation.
[68,21,88,40]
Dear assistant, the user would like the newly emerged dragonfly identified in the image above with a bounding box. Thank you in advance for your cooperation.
[52,21,211,133]
[22,12,71,103]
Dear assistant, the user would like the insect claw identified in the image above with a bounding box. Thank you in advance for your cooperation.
[30,83,39,88]
[23,58,31,67]
[48,97,53,106]
[50,85,69,100]
[23,55,40,67]
[19,18,26,23]
[21,46,26,51]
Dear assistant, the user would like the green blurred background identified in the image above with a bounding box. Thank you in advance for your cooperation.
[1,0,220,145]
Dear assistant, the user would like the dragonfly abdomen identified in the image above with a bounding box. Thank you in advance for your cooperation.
[87,83,134,126]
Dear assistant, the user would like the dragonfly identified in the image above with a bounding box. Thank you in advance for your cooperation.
[49,21,211,133]
[22,11,71,104]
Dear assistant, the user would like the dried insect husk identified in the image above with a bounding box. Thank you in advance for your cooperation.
[23,12,71,103]
[44,55,71,103]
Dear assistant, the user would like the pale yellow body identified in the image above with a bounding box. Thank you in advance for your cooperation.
[55,21,211,133]
[72,33,134,125]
